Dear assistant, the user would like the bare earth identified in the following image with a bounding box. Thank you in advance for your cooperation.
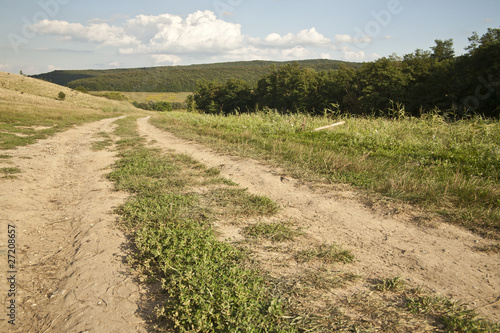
[1,116,499,332]
[1,117,148,332]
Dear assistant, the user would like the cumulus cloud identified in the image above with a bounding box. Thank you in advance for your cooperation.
[27,10,373,64]
[151,54,182,65]
[255,27,331,47]
[31,19,138,47]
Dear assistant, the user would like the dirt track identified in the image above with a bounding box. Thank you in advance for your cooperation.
[1,117,148,332]
[1,116,499,332]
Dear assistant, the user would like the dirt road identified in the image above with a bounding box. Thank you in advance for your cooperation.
[1,117,148,332]
[0,116,498,332]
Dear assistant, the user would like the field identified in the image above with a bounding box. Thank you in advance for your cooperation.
[1,76,499,332]
[151,110,500,240]
[89,91,192,104]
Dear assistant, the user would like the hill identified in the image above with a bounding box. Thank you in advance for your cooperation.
[31,59,362,92]
[0,71,136,149]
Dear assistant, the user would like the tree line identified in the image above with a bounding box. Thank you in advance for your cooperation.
[192,28,499,118]
[32,60,360,93]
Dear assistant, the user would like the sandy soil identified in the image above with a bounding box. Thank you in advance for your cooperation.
[1,117,148,332]
[137,116,500,322]
[0,115,498,333]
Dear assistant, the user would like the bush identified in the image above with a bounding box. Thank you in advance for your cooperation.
[58,91,66,100]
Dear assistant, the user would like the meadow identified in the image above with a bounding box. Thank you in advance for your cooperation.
[150,110,500,240]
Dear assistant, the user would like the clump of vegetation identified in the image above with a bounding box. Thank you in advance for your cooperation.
[374,276,406,292]
[132,100,173,111]
[295,243,355,264]
[406,293,500,332]
[243,221,303,242]
[57,91,66,100]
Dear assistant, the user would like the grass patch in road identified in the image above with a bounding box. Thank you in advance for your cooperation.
[373,276,406,292]
[108,116,293,332]
[150,111,500,240]
[295,243,355,265]
[0,167,21,174]
[406,293,500,332]
[243,221,303,242]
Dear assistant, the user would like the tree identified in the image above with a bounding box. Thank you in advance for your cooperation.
[431,39,455,61]
[355,57,409,115]
[256,63,318,113]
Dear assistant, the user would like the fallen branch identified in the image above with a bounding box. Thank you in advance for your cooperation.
[313,121,346,131]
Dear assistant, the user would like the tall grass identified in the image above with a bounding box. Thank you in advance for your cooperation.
[150,111,500,239]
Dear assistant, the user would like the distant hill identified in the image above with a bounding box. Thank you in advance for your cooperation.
[31,59,362,92]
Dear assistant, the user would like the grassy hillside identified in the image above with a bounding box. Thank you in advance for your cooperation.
[31,59,362,92]
[0,71,137,149]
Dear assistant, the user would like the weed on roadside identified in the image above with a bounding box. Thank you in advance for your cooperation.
[243,221,303,242]
[296,243,355,264]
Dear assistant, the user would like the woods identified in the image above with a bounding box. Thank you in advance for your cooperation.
[193,29,499,118]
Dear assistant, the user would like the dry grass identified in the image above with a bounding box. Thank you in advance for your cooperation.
[0,72,140,149]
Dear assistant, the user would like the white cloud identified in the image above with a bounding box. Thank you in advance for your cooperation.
[335,34,354,43]
[282,46,310,59]
[257,27,331,47]
[121,10,244,54]
[27,11,345,65]
[108,62,121,67]
[341,46,366,61]
[151,54,182,65]
[31,19,138,47]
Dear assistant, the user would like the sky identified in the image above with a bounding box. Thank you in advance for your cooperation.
[0,0,498,75]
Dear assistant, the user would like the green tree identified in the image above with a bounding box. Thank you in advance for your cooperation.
[355,57,409,115]
[256,63,318,113]
[431,39,455,61]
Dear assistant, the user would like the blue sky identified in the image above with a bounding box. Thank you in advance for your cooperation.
[0,0,498,75]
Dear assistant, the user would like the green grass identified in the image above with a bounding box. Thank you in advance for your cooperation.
[243,221,303,242]
[374,276,406,292]
[295,243,355,265]
[406,294,500,332]
[108,116,294,332]
[150,111,500,239]
[107,116,499,332]
[0,72,137,150]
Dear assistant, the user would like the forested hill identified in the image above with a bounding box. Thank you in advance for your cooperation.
[31,59,362,92]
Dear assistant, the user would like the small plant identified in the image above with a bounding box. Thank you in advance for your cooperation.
[295,243,354,264]
[475,243,500,254]
[374,276,406,292]
[406,295,499,332]
[243,221,303,242]
[58,91,66,100]
[0,167,21,175]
